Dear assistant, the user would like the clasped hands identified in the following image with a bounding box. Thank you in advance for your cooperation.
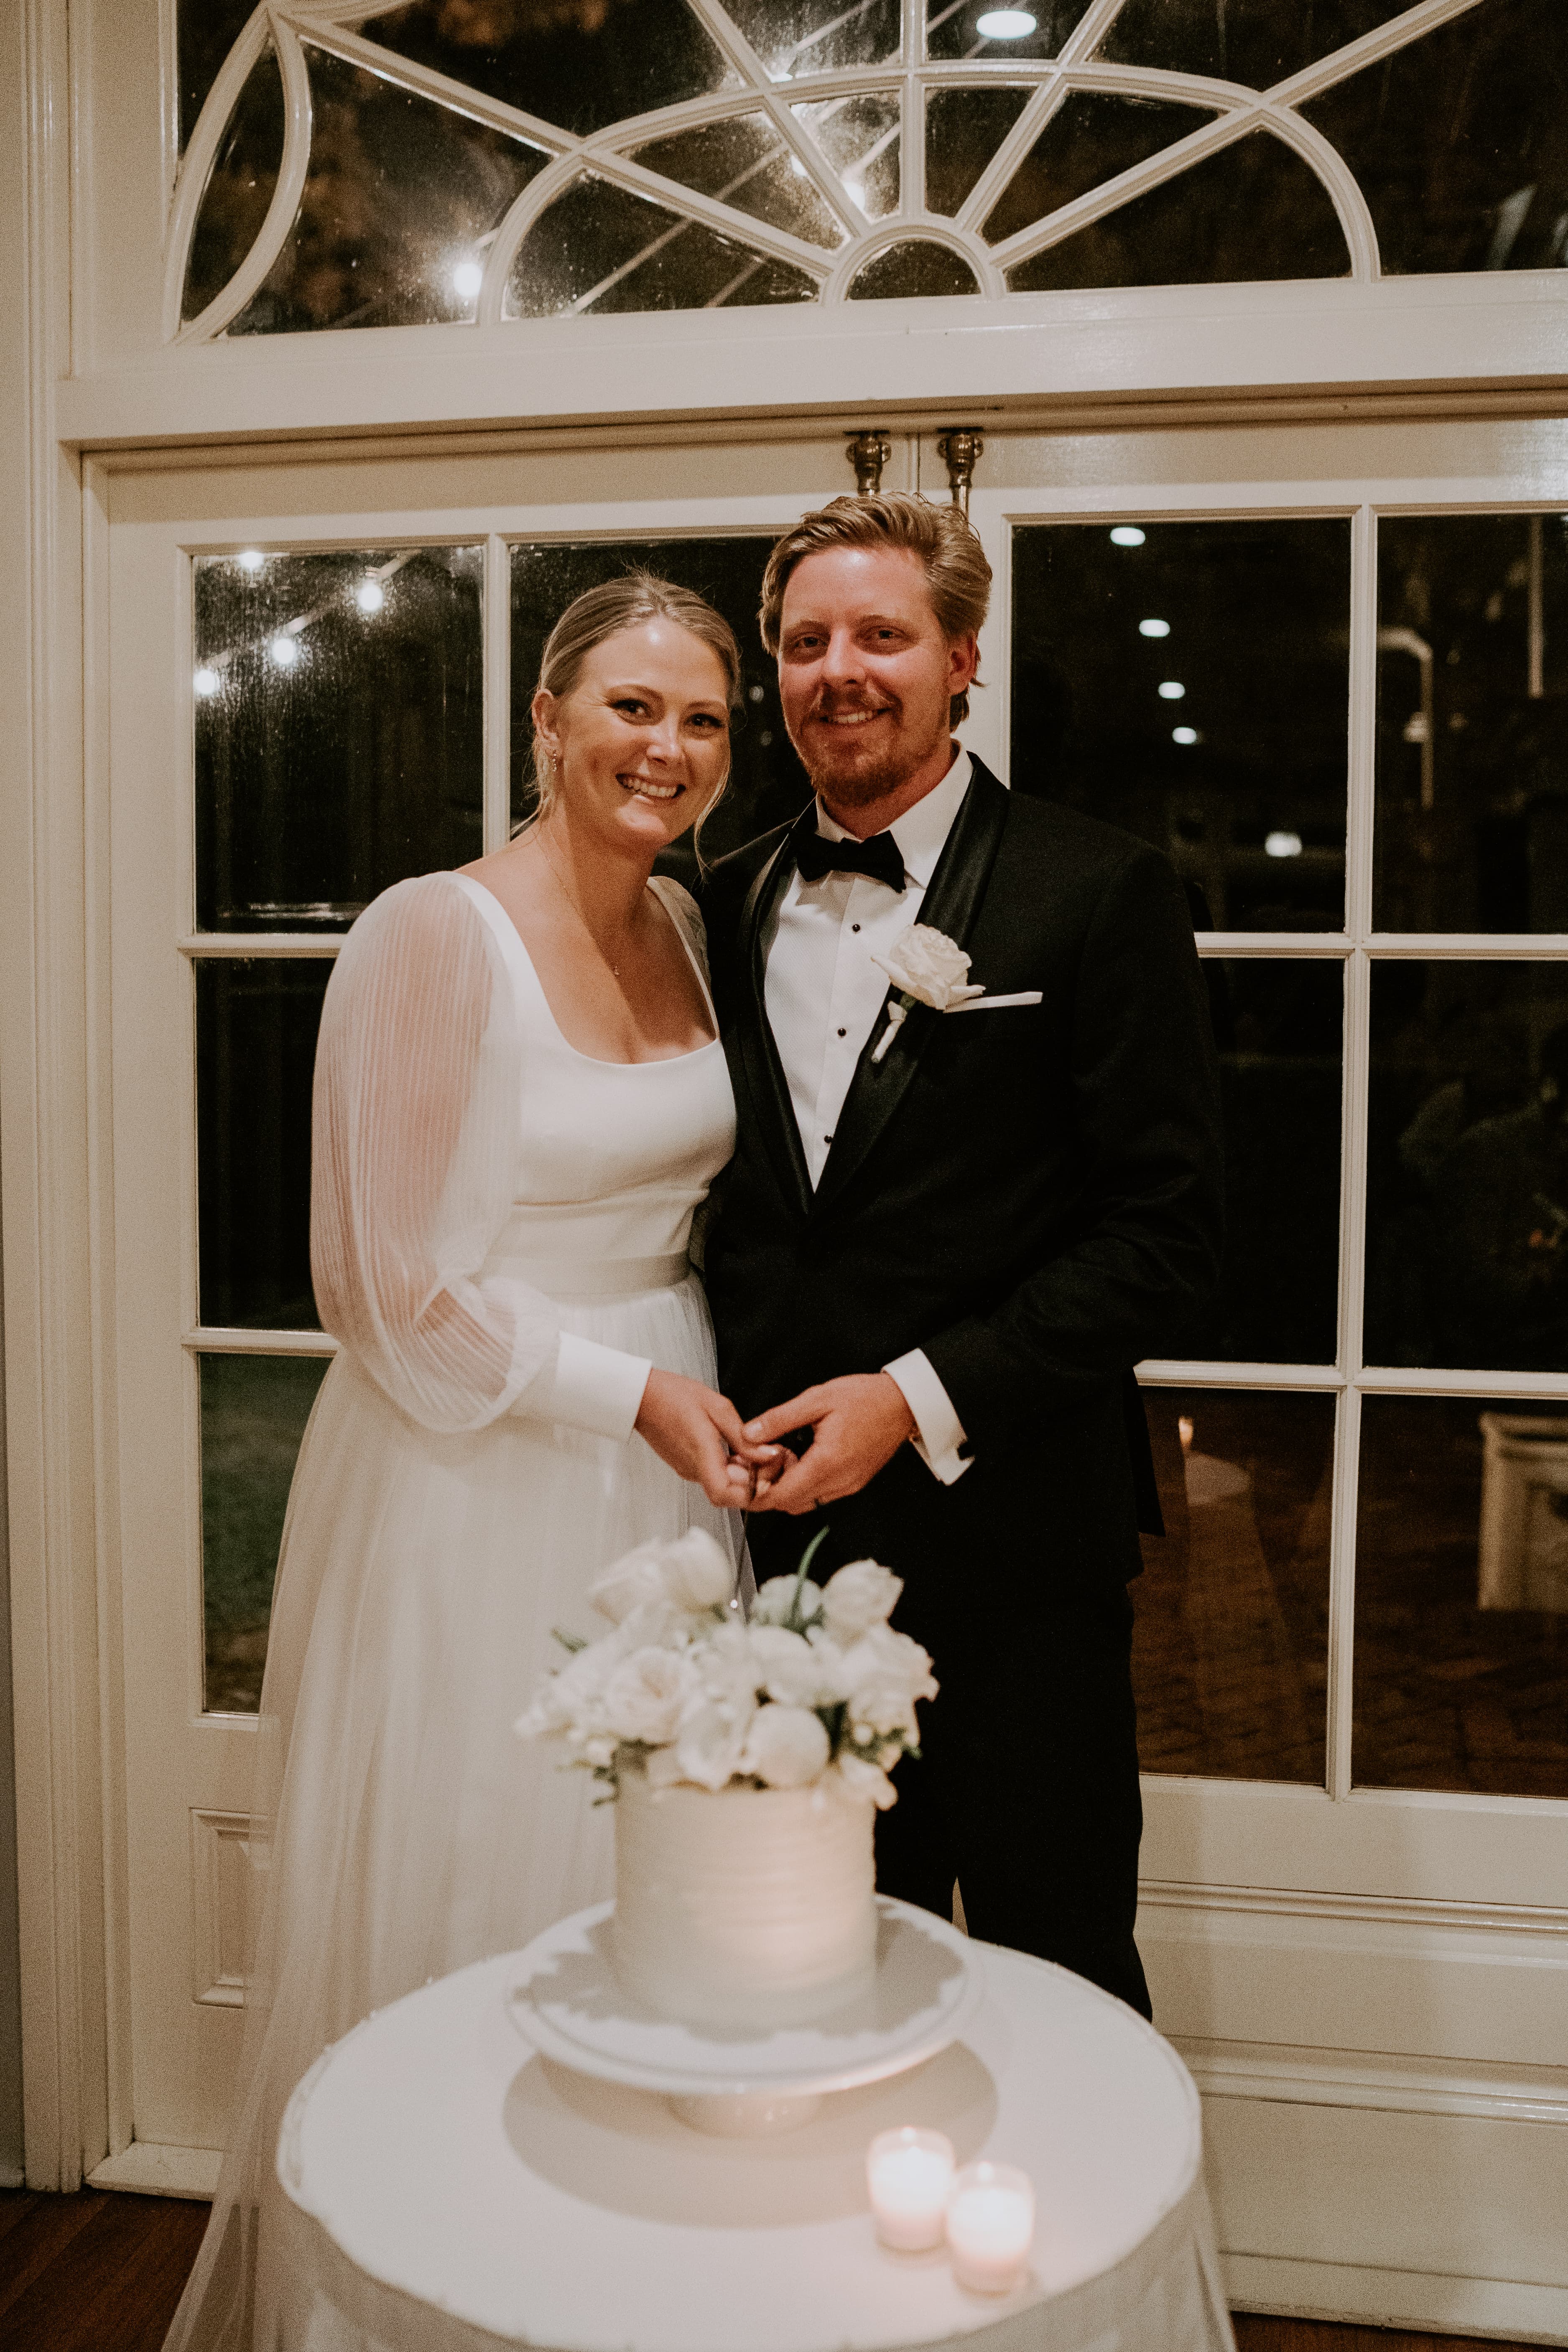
[633,1367,916,1514]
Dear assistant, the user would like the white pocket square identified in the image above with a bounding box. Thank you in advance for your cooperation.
[946,991,1044,1012]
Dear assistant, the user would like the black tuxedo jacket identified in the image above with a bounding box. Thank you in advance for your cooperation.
[699,758,1224,1602]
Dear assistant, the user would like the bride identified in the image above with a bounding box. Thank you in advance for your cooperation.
[165,573,775,2350]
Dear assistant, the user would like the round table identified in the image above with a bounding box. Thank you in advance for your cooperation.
[275,1940,1235,2352]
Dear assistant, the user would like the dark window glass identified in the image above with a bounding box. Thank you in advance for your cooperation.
[731,0,901,73]
[1010,518,1351,929]
[793,96,901,221]
[631,117,847,250]
[1366,960,1568,1374]
[1005,131,1351,290]
[927,0,1093,64]
[181,43,286,322]
[1355,1395,1568,1799]
[225,47,547,335]
[201,1352,329,1713]
[364,0,735,136]
[194,545,483,933]
[1376,514,1568,935]
[1135,1387,1334,1784]
[983,93,1214,246]
[1095,0,1414,87]
[197,960,329,1333]
[507,179,818,317]
[924,87,1032,217]
[178,0,261,153]
[847,241,979,299]
[1305,0,1568,276]
[510,539,808,877]
[1210,960,1343,1365]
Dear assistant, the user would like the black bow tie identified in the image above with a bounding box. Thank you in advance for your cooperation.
[794,823,906,893]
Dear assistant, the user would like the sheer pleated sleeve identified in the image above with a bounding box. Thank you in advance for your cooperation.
[310,873,564,1435]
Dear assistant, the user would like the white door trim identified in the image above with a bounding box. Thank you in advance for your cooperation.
[0,0,118,2192]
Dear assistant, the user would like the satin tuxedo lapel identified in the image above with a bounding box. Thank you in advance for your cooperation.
[737,832,815,1221]
[813,760,1010,1219]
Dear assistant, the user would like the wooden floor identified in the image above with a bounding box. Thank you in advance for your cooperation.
[0,2184,1548,2351]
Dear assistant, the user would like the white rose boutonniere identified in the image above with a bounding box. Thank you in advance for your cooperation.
[869,924,985,1062]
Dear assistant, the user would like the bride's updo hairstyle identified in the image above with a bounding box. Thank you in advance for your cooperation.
[528,572,743,850]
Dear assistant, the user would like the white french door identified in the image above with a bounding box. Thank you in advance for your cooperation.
[102,416,1568,2336]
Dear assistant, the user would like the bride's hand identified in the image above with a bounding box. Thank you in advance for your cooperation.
[634,1370,780,1509]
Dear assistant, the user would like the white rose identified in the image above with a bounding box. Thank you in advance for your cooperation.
[831,1752,899,1810]
[871,924,985,1012]
[839,1624,938,1707]
[602,1646,698,1747]
[743,1703,831,1788]
[847,1675,919,1742]
[821,1559,902,1640]
[752,1574,823,1627]
[747,1624,846,1708]
[674,1698,754,1791]
[591,1530,734,1625]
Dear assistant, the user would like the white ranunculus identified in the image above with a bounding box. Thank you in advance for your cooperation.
[831,1752,899,1809]
[743,1703,831,1789]
[872,924,986,1012]
[674,1698,754,1791]
[820,1558,902,1640]
[582,1734,617,1769]
[602,1645,698,1747]
[591,1529,734,1625]
[752,1574,824,1627]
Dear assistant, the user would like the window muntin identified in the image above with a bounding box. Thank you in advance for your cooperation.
[172,0,1550,336]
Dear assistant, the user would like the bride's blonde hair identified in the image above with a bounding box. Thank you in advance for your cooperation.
[526,572,743,851]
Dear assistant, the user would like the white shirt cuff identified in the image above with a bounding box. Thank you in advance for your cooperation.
[512,1332,653,1444]
[882,1349,971,1485]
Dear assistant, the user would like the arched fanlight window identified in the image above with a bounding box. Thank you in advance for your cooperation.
[168,0,1562,337]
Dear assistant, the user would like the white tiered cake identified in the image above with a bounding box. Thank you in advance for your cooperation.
[612,1767,878,2030]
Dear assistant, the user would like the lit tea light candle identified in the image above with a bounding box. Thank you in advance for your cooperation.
[866,2127,955,2251]
[946,2160,1035,2293]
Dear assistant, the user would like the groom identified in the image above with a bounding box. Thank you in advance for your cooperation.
[699,493,1224,2017]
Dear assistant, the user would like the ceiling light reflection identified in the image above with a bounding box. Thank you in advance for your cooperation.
[1139,618,1170,638]
[451,259,484,300]
[1171,726,1198,746]
[1109,526,1145,547]
[1265,830,1303,858]
[235,549,265,573]
[270,633,300,670]
[976,8,1036,33]
[356,578,385,614]
[1157,680,1185,700]
[193,666,220,698]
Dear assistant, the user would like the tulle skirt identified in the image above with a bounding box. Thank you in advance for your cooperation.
[163,1275,739,2352]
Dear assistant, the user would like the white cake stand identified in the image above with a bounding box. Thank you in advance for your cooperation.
[505,1896,980,2137]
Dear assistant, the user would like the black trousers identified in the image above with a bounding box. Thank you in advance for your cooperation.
[748,1490,1152,2020]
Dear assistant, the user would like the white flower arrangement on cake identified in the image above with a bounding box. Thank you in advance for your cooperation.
[516,1528,936,1809]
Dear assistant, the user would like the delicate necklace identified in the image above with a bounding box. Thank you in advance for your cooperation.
[538,833,631,980]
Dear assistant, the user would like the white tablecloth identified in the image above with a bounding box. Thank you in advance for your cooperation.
[275,1940,1235,2352]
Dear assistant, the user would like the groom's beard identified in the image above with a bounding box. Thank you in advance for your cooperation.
[790,691,946,810]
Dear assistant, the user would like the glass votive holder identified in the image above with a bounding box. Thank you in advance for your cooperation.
[866,2126,956,2251]
[945,2160,1035,2293]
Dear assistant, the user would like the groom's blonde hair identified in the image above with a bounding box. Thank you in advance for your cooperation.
[759,492,992,727]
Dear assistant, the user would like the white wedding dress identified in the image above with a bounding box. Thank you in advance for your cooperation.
[165,868,740,2352]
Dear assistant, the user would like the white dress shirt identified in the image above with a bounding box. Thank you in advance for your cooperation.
[763,749,974,1484]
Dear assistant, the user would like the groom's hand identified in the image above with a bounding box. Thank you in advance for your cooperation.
[741,1375,916,1513]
